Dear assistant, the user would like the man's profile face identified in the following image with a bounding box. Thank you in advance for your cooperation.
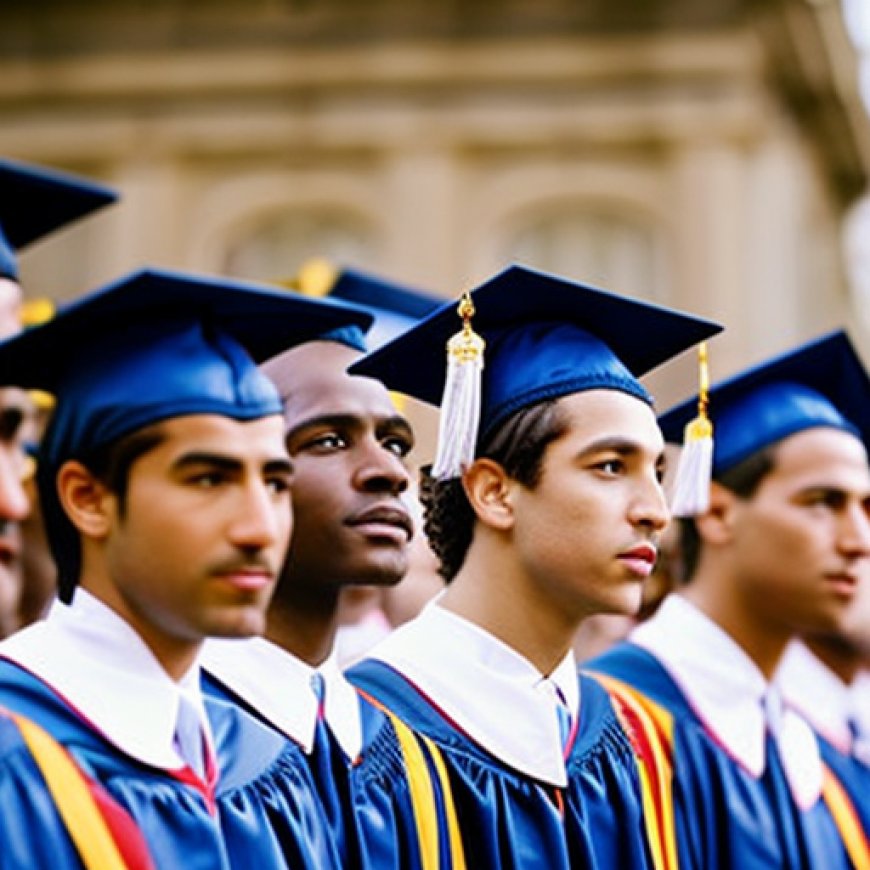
[729,427,870,636]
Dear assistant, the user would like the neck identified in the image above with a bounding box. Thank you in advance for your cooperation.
[78,581,200,682]
[266,578,342,666]
[440,536,577,676]
[680,572,790,681]
[803,635,862,685]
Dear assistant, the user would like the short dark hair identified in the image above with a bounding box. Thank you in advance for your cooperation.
[677,444,777,583]
[39,422,166,603]
[420,398,568,581]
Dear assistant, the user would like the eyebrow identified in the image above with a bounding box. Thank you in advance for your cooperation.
[576,436,666,464]
[286,412,414,441]
[172,452,294,475]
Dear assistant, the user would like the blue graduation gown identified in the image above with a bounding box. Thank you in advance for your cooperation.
[349,660,655,870]
[589,642,856,869]
[0,711,91,869]
[0,658,338,869]
[204,671,458,870]
[816,732,870,834]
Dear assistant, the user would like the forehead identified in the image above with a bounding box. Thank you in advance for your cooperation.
[555,389,663,451]
[768,426,870,485]
[152,413,287,454]
[269,342,398,428]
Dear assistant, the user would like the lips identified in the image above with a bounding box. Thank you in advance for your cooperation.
[617,543,658,578]
[823,572,859,597]
[346,504,414,541]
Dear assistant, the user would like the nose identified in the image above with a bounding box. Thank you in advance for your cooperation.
[355,440,410,496]
[629,475,670,535]
[228,479,292,553]
[838,501,870,560]
[0,445,29,524]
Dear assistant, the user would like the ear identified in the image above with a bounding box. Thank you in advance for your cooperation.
[56,460,115,539]
[693,480,739,545]
[461,458,515,531]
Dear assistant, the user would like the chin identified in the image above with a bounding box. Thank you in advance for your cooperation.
[208,608,268,639]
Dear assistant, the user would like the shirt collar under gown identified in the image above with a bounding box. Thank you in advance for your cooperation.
[631,594,823,808]
[0,588,214,774]
[201,635,363,760]
[777,638,870,763]
[364,598,580,788]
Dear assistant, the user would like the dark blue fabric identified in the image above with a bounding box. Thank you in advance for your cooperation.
[816,731,870,834]
[0,158,117,280]
[0,659,341,869]
[204,671,447,870]
[349,659,655,870]
[589,642,855,869]
[349,263,722,427]
[658,330,870,474]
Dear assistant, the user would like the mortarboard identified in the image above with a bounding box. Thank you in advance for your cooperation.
[0,266,373,598]
[349,263,722,478]
[659,329,870,497]
[0,158,118,280]
[289,259,442,352]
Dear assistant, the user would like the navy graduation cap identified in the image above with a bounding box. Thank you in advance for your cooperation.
[0,267,373,599]
[349,263,722,478]
[289,259,442,352]
[0,158,118,280]
[659,329,870,486]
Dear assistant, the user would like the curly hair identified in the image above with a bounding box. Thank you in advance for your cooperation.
[420,398,568,581]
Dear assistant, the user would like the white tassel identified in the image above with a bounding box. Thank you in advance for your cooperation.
[669,341,714,517]
[431,293,485,480]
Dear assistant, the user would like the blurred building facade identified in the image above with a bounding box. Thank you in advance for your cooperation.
[1,0,868,423]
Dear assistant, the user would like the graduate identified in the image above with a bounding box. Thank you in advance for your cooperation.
[347,263,721,869]
[591,329,870,868]
[0,158,117,637]
[777,551,870,834]
[202,269,465,869]
[0,267,373,868]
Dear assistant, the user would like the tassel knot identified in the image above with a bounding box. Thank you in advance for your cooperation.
[669,341,714,517]
[431,293,485,480]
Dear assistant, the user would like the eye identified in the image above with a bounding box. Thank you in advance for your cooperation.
[266,475,292,496]
[594,458,625,476]
[188,471,226,489]
[306,433,348,451]
[382,435,412,458]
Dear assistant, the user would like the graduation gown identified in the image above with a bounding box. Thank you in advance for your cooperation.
[0,710,96,869]
[202,637,462,870]
[0,591,337,870]
[347,604,656,870]
[590,639,857,869]
[777,640,870,837]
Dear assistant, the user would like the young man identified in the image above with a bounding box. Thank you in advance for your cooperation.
[0,267,373,868]
[0,157,117,637]
[347,263,721,868]
[777,553,870,833]
[203,273,464,869]
[591,330,870,868]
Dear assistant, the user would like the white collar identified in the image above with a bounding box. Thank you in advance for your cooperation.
[0,589,213,772]
[366,601,579,787]
[632,595,822,808]
[776,640,854,752]
[777,642,870,765]
[201,636,363,760]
